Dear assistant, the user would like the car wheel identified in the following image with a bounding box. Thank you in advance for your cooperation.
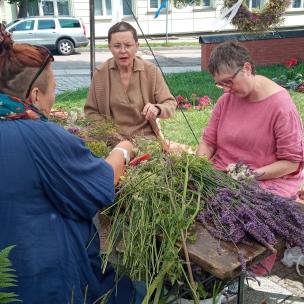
[57,39,74,55]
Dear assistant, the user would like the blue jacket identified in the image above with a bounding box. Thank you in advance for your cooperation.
[0,119,135,304]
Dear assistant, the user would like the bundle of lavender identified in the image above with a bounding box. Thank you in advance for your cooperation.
[197,163,304,259]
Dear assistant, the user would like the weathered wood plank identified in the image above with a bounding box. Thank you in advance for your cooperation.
[185,223,272,280]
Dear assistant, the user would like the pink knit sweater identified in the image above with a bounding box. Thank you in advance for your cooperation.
[203,90,304,197]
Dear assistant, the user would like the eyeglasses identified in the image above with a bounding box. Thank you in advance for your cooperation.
[215,67,243,89]
[25,46,54,99]
[110,43,136,51]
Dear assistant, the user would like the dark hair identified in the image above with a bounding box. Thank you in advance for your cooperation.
[0,23,53,99]
[108,21,138,43]
[208,41,256,76]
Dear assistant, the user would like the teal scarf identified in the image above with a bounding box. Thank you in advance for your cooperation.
[0,92,47,121]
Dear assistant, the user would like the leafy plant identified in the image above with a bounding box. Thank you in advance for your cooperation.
[0,246,20,303]
[272,58,303,90]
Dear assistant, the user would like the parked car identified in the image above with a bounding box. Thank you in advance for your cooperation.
[5,16,89,55]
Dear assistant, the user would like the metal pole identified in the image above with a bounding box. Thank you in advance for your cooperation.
[237,273,245,304]
[89,0,96,79]
[165,1,168,45]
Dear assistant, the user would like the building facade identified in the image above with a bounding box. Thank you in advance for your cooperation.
[1,0,304,37]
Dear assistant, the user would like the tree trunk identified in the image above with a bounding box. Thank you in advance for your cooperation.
[17,0,29,18]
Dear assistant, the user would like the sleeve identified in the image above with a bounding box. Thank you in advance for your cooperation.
[274,107,304,164]
[29,123,115,221]
[153,67,177,119]
[202,95,225,149]
[84,68,107,122]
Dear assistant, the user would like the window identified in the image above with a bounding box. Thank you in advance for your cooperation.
[14,20,34,31]
[123,0,133,15]
[58,1,69,15]
[150,0,160,8]
[195,0,213,8]
[290,0,304,8]
[245,0,265,9]
[59,19,81,28]
[40,0,70,16]
[201,0,211,7]
[42,1,54,15]
[94,0,112,17]
[38,19,56,30]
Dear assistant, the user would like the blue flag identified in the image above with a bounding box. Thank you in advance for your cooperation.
[154,0,168,18]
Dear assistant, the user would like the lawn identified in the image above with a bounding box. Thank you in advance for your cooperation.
[55,63,304,147]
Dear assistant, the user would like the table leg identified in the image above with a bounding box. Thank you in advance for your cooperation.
[237,273,245,304]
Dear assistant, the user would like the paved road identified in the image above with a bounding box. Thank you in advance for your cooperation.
[53,47,201,94]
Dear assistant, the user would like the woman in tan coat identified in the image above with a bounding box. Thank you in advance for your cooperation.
[84,21,176,137]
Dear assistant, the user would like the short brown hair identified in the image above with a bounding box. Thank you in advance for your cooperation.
[0,23,53,99]
[208,41,256,76]
[108,21,138,43]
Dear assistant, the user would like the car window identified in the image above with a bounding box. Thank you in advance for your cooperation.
[59,19,81,28]
[38,19,56,30]
[14,20,34,31]
[6,19,20,28]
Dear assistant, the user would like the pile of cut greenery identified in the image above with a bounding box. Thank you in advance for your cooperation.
[100,142,304,303]
[50,112,304,303]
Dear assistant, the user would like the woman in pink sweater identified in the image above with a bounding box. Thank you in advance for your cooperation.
[197,41,304,275]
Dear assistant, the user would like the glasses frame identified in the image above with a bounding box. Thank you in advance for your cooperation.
[109,43,137,51]
[25,47,54,99]
[215,67,243,89]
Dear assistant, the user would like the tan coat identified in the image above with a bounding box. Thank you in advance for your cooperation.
[84,56,176,137]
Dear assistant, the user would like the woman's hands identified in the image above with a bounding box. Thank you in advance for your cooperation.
[142,103,160,120]
[106,141,135,185]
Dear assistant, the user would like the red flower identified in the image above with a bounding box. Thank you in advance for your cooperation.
[182,103,192,109]
[286,58,298,69]
[176,95,184,104]
[198,96,210,106]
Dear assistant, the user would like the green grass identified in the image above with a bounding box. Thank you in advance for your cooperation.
[55,88,88,109]
[54,63,304,147]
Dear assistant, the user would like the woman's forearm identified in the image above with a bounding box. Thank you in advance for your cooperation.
[253,160,300,181]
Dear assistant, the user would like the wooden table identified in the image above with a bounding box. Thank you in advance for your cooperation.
[99,214,287,304]
[186,223,277,281]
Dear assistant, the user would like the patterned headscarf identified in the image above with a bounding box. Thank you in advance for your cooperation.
[0,92,47,121]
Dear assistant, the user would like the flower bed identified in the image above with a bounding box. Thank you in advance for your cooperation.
[176,94,211,111]
[272,58,304,91]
